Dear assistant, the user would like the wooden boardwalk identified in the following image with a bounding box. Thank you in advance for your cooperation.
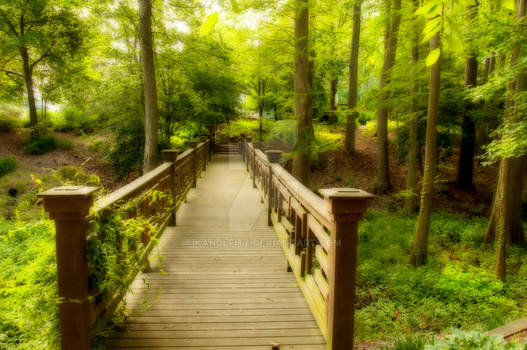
[106,154,326,349]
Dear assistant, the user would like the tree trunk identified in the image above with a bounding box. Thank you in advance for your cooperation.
[139,0,159,173]
[292,0,313,185]
[259,79,265,141]
[485,0,526,249]
[345,0,361,154]
[374,0,401,191]
[456,3,479,189]
[20,48,38,127]
[409,33,441,267]
[403,0,420,216]
[495,160,508,281]
[329,78,338,124]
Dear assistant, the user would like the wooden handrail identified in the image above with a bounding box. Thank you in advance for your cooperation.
[91,162,173,219]
[242,138,373,350]
[38,139,213,350]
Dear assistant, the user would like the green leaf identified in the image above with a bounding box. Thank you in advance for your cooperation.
[426,48,441,66]
[445,34,464,53]
[503,0,515,10]
[200,12,219,36]
[424,17,441,35]
[445,16,463,38]
[231,0,241,13]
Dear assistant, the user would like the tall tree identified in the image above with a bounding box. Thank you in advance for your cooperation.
[292,0,314,185]
[492,0,526,281]
[138,0,159,173]
[403,0,421,215]
[456,1,479,189]
[374,0,402,191]
[345,0,362,154]
[409,27,442,266]
[328,78,338,124]
[0,0,84,126]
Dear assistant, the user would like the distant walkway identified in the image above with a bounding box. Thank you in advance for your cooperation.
[106,154,326,349]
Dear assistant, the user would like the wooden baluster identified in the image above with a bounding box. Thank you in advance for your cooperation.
[38,186,99,350]
[251,142,256,188]
[305,226,313,276]
[265,150,281,226]
[162,149,179,226]
[189,141,199,187]
[200,137,208,170]
[319,188,372,350]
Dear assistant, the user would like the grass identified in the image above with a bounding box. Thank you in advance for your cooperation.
[355,211,527,341]
[0,158,16,178]
[0,218,59,349]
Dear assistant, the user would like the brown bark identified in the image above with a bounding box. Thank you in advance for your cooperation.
[345,0,361,154]
[139,0,159,173]
[409,33,441,267]
[495,160,508,281]
[456,3,479,189]
[374,0,401,191]
[292,0,313,185]
[20,48,38,127]
[485,0,526,250]
[329,78,338,124]
[403,0,420,216]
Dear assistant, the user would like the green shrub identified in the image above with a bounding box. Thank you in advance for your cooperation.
[57,138,73,150]
[24,133,58,154]
[0,157,17,178]
[0,112,21,132]
[54,107,98,134]
[426,330,523,350]
[387,335,433,350]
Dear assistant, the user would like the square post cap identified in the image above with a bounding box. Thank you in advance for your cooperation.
[265,150,282,163]
[162,149,180,162]
[38,186,99,219]
[319,188,374,218]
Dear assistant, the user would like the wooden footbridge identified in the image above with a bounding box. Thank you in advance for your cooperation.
[39,138,372,350]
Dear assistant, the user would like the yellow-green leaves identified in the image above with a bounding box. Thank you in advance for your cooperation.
[503,0,515,11]
[200,12,219,36]
[426,48,441,66]
[445,34,463,53]
[231,0,241,13]
[422,16,441,43]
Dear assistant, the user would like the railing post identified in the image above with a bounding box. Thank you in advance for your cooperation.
[245,137,252,171]
[200,137,209,168]
[251,145,256,188]
[266,150,282,226]
[319,188,372,350]
[162,149,179,226]
[38,186,99,350]
[189,141,199,187]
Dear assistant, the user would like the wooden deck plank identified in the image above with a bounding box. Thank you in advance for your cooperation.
[108,154,325,349]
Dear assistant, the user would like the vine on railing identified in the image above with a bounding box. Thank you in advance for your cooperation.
[38,139,212,350]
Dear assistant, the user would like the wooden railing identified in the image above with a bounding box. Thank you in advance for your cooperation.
[241,139,373,350]
[38,139,212,350]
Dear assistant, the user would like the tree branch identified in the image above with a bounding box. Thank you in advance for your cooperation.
[0,7,19,36]
[0,68,23,77]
